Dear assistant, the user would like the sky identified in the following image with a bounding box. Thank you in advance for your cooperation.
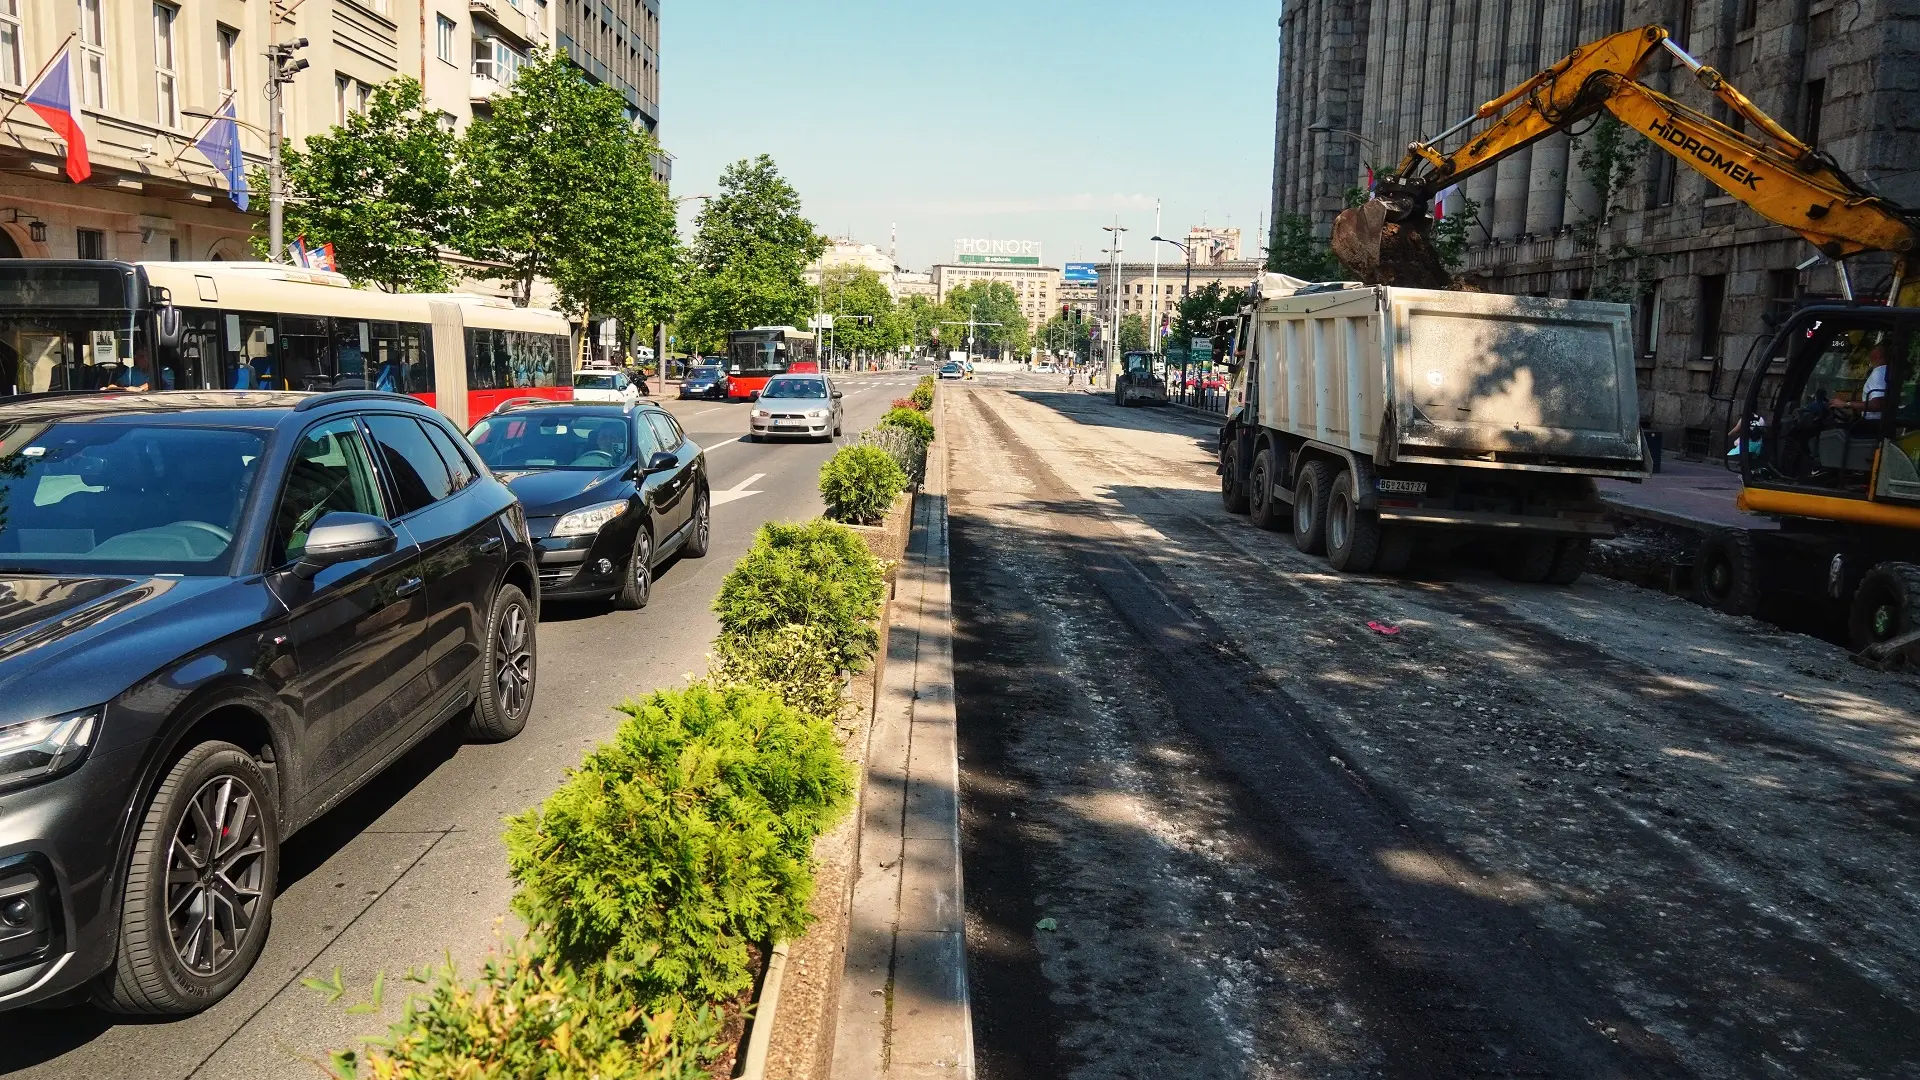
[662,0,1281,273]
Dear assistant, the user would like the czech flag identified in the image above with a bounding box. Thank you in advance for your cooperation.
[22,47,90,183]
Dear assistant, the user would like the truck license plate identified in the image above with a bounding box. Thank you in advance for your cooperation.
[1377,479,1428,495]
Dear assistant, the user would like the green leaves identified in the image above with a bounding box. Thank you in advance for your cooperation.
[459,51,680,326]
[943,281,1030,354]
[878,406,935,447]
[262,78,457,291]
[819,444,909,526]
[1267,211,1337,280]
[713,519,888,673]
[679,156,826,350]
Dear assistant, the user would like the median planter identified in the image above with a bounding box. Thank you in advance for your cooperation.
[841,489,914,569]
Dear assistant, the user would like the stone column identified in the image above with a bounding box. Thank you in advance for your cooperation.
[1524,0,1577,236]
[1492,0,1542,239]
[1463,0,1511,217]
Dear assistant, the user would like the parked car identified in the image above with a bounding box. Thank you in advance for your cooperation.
[0,390,538,1015]
[573,366,641,406]
[747,374,844,442]
[679,364,730,401]
[937,362,965,381]
[467,401,709,609]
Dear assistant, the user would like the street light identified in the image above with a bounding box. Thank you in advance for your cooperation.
[1151,235,1194,403]
[265,36,310,263]
[1306,122,1375,147]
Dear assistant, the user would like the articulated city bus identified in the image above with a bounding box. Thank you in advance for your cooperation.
[725,326,818,399]
[0,260,573,428]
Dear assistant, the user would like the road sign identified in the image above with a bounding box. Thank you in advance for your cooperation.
[808,314,834,330]
[1191,339,1213,363]
[1165,344,1188,365]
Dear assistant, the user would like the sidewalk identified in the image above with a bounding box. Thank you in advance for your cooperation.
[832,390,974,1080]
[1595,457,1769,532]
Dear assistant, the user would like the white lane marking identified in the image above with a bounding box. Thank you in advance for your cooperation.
[701,435,744,452]
[690,406,726,418]
[712,471,766,507]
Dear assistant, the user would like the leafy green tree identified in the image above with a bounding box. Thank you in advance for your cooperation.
[1431,196,1482,276]
[1037,313,1090,359]
[943,281,1028,356]
[819,266,898,356]
[1118,314,1150,352]
[458,50,679,329]
[1169,281,1247,348]
[262,77,456,291]
[1266,211,1335,280]
[681,155,827,349]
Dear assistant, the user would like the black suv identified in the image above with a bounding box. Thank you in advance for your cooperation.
[0,390,538,1015]
[467,400,709,608]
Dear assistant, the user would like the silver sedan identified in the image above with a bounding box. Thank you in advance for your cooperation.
[748,374,844,442]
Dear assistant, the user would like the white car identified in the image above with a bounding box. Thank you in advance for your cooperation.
[749,374,844,442]
[573,368,640,405]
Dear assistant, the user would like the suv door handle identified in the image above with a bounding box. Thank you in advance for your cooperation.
[395,576,426,598]
[477,535,503,554]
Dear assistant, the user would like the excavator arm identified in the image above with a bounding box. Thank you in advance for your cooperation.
[1335,24,1919,297]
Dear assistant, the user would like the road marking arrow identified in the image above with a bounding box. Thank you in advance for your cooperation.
[712,472,766,507]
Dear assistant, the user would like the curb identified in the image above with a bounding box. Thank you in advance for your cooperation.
[737,942,791,1080]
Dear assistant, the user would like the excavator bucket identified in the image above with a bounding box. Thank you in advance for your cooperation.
[1332,200,1454,289]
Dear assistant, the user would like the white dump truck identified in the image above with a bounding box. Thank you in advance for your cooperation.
[1216,274,1648,582]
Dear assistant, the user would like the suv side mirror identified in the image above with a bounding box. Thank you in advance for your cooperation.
[831,388,843,399]
[644,450,678,474]
[294,512,396,578]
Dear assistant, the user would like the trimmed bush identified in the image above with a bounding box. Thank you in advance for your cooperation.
[891,397,917,411]
[329,940,718,1079]
[820,445,908,525]
[706,624,845,726]
[505,685,854,1006]
[714,520,887,671]
[879,406,935,446]
[857,424,927,486]
[909,381,934,410]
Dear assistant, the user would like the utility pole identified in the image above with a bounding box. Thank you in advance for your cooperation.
[264,25,309,264]
[1102,220,1128,387]
[1150,200,1162,361]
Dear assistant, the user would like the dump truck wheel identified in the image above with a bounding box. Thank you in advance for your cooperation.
[1374,527,1416,575]
[1248,447,1287,531]
[1696,528,1762,616]
[1293,460,1333,555]
[1850,562,1920,652]
[1326,468,1382,573]
[1544,538,1590,586]
[1499,536,1557,583]
[1221,444,1250,514]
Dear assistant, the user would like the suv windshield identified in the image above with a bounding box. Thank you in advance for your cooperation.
[0,421,264,575]
[574,373,619,390]
[762,379,827,399]
[468,411,632,470]
[688,366,722,379]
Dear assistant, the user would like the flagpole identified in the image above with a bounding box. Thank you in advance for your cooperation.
[0,32,78,132]
[168,88,236,167]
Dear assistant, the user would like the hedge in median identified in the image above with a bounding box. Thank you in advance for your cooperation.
[707,623,847,728]
[713,519,887,672]
[820,444,908,526]
[505,684,854,1008]
[879,406,935,447]
[329,940,718,1080]
[910,380,934,411]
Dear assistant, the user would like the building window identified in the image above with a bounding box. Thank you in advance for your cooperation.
[0,0,22,88]
[153,3,179,128]
[1636,288,1662,357]
[76,228,104,260]
[1737,0,1758,31]
[77,0,107,107]
[1803,79,1824,147]
[1697,275,1726,361]
[168,236,180,260]
[436,14,456,63]
[438,110,457,130]
[334,75,371,124]
[218,25,238,93]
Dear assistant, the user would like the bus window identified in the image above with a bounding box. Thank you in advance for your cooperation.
[401,322,434,394]
[332,318,371,390]
[506,330,558,387]
[279,314,331,391]
[159,309,223,391]
[229,313,278,389]
[466,327,504,390]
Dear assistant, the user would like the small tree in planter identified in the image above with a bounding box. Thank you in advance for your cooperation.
[879,406,934,446]
[819,445,908,526]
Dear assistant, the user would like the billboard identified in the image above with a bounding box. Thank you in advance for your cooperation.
[1063,262,1098,283]
[955,238,1041,266]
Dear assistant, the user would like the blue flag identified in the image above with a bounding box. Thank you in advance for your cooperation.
[194,99,249,211]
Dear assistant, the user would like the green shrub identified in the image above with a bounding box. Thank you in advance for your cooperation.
[819,445,907,525]
[705,624,846,726]
[505,685,853,1006]
[714,519,887,671]
[879,406,935,446]
[857,424,927,486]
[909,381,934,410]
[328,940,718,1080]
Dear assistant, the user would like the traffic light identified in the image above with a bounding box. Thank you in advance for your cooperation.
[1062,303,1070,320]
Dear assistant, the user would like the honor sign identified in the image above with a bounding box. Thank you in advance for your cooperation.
[955,238,1042,266]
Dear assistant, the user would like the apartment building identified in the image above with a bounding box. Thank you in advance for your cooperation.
[931,262,1060,333]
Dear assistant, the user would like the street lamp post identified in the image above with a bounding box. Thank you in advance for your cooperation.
[1101,221,1127,388]
[264,36,310,263]
[1150,235,1193,404]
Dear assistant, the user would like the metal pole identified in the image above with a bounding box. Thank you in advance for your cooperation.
[267,73,283,262]
[1150,200,1161,362]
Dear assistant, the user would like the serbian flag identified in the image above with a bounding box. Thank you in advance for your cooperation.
[1366,165,1376,192]
[1431,183,1461,220]
[22,47,90,183]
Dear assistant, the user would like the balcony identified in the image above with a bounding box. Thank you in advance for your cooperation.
[469,66,503,105]
[469,0,540,49]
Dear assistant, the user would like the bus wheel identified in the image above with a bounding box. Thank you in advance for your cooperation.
[1696,529,1762,616]
[1850,562,1920,653]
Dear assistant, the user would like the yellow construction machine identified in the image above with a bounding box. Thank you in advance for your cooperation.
[1334,24,1920,657]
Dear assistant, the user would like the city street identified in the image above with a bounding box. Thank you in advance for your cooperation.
[947,377,1920,1079]
[0,373,924,1080]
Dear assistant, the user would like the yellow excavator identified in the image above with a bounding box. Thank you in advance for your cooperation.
[1334,24,1920,659]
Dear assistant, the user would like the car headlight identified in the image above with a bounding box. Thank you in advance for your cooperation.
[808,408,829,418]
[0,709,100,792]
[552,501,628,537]
[753,409,771,419]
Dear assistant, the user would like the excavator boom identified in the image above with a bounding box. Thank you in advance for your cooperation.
[1334,24,1918,293]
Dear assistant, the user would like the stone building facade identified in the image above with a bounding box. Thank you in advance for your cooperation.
[932,262,1061,333]
[1271,0,1920,453]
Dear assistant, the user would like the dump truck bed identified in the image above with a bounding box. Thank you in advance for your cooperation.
[1247,285,1645,477]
